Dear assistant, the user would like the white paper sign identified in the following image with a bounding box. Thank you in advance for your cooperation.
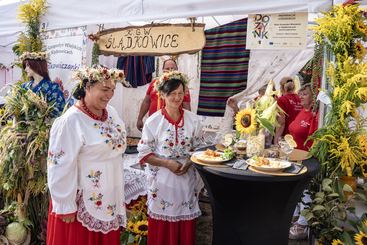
[43,26,87,104]
[246,12,307,49]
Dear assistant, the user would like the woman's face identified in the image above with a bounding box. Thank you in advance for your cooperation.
[25,63,36,78]
[299,87,313,108]
[163,60,178,73]
[162,84,184,110]
[86,80,116,110]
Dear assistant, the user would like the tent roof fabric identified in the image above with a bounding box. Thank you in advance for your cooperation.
[0,0,333,38]
[42,0,329,31]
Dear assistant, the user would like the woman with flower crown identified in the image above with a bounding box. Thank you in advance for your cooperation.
[137,71,204,245]
[46,65,128,245]
[20,51,65,116]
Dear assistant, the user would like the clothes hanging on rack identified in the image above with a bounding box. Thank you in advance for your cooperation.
[117,56,155,88]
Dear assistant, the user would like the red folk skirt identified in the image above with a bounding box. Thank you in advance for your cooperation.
[147,217,196,245]
[46,202,120,245]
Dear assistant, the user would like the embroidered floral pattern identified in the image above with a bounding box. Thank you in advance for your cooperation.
[87,170,102,188]
[181,199,194,210]
[94,117,126,150]
[77,193,125,234]
[160,199,173,211]
[161,127,192,158]
[149,187,158,199]
[106,204,116,216]
[89,192,103,209]
[148,166,159,178]
[47,149,65,165]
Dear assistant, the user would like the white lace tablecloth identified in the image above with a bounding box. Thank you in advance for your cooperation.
[122,154,147,205]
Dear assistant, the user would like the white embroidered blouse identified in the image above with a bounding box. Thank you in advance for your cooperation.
[137,108,204,221]
[47,105,127,233]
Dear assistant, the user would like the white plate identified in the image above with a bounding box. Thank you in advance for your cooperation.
[247,158,292,172]
[193,151,232,164]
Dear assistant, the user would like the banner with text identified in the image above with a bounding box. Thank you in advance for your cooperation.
[96,23,206,56]
[246,12,307,49]
[43,26,87,104]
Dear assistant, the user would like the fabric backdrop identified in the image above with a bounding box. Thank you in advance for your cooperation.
[197,18,249,117]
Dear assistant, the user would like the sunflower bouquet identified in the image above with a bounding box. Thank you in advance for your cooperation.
[121,197,148,245]
[235,80,282,137]
[234,81,283,156]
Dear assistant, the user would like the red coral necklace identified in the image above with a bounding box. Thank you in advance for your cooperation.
[79,98,108,121]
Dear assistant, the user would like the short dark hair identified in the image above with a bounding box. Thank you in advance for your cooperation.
[22,59,50,81]
[161,78,185,95]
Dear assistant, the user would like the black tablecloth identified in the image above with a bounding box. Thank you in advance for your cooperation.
[193,148,319,245]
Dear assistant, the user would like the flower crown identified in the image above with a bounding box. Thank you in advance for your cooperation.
[73,65,130,87]
[19,51,48,62]
[155,71,189,92]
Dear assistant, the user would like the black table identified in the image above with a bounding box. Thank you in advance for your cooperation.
[194,155,319,245]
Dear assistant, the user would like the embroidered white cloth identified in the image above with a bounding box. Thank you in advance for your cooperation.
[137,109,204,221]
[47,105,127,232]
[124,168,147,204]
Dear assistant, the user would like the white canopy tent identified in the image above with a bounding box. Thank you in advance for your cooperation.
[41,0,330,31]
[0,0,333,54]
[0,0,340,136]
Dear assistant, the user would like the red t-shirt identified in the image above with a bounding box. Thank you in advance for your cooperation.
[277,93,302,135]
[288,109,318,151]
[146,79,191,116]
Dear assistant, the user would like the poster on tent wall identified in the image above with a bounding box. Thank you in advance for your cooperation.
[246,12,307,49]
[42,26,87,105]
[96,23,206,56]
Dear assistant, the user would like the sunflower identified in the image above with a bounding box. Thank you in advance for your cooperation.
[358,135,367,155]
[355,231,367,245]
[363,219,367,227]
[354,41,366,60]
[133,220,148,236]
[360,162,367,177]
[235,108,257,135]
[332,239,344,245]
[127,220,135,232]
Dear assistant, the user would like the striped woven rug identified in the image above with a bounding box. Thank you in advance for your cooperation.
[197,18,249,117]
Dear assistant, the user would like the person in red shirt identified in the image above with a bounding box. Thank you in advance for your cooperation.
[274,76,302,144]
[136,59,191,131]
[288,83,318,151]
[288,83,318,240]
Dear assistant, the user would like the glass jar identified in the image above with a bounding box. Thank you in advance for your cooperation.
[246,131,265,157]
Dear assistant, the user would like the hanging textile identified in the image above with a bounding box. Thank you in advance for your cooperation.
[197,18,249,117]
[117,56,155,88]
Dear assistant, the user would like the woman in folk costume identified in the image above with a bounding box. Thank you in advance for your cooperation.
[137,71,204,245]
[20,51,65,117]
[46,65,129,245]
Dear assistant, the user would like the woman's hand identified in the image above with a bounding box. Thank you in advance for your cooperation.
[227,98,239,114]
[165,159,182,174]
[176,160,193,176]
[61,214,76,223]
[136,119,144,131]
